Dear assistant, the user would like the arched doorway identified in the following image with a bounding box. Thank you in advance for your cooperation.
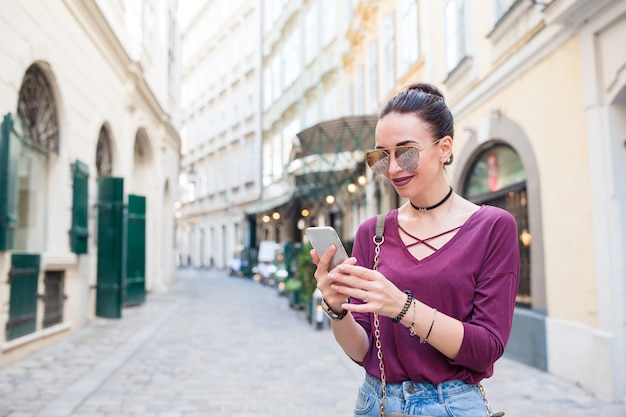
[455,116,547,371]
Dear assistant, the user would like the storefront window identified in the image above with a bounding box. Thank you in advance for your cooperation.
[464,144,531,307]
[465,144,525,198]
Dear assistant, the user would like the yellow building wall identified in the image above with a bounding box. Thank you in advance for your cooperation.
[454,36,596,325]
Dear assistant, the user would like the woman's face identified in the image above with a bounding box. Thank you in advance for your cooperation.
[372,112,444,197]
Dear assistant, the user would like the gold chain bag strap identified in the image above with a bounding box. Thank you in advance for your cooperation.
[372,214,411,417]
[371,214,504,417]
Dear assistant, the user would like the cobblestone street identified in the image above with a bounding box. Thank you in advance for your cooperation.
[1,269,624,416]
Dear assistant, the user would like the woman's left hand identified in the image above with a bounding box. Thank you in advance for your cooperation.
[329,263,408,319]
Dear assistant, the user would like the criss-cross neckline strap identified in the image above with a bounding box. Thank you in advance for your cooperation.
[398,224,462,251]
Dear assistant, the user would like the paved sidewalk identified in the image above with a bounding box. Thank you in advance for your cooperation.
[0,268,624,416]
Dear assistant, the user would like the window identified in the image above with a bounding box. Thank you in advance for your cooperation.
[355,65,365,114]
[271,55,282,101]
[464,145,531,307]
[322,85,337,122]
[263,0,281,35]
[263,68,272,110]
[282,119,298,176]
[262,134,277,186]
[382,11,396,94]
[272,133,282,181]
[283,30,300,88]
[305,99,318,126]
[444,0,467,73]
[399,0,420,74]
[493,0,516,24]
[17,66,59,153]
[347,84,354,116]
[142,0,156,45]
[465,145,525,196]
[368,42,379,114]
[43,271,64,328]
[208,153,216,194]
[322,0,336,47]
[14,65,58,252]
[96,126,113,177]
[230,142,240,188]
[167,8,177,100]
[245,135,256,183]
[305,6,319,65]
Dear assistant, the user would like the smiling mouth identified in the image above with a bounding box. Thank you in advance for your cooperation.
[392,176,413,187]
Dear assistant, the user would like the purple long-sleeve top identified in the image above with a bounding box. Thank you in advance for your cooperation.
[350,205,519,385]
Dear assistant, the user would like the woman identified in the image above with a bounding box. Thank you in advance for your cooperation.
[312,83,519,417]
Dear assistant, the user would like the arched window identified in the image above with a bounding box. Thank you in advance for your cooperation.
[96,126,113,177]
[12,64,59,251]
[17,65,59,153]
[132,129,152,193]
[464,144,531,307]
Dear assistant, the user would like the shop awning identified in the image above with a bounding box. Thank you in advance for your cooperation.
[292,115,378,160]
[245,115,378,217]
[290,115,377,205]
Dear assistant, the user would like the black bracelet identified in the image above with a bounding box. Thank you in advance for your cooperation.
[392,290,413,323]
[321,298,348,321]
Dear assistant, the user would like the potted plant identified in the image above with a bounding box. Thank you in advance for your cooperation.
[283,243,312,310]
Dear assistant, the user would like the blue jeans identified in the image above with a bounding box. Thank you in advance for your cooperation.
[354,374,489,417]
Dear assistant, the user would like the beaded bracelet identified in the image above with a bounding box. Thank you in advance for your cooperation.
[392,290,413,323]
[420,308,437,344]
[409,300,418,336]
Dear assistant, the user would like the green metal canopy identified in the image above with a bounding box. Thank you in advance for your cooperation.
[246,115,378,217]
[292,115,378,160]
[290,115,377,209]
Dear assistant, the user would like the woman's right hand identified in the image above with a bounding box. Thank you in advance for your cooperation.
[311,244,356,312]
[311,245,370,362]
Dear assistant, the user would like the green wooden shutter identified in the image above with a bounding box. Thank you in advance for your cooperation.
[0,114,18,251]
[96,177,124,318]
[125,194,146,305]
[6,253,41,340]
[71,160,89,254]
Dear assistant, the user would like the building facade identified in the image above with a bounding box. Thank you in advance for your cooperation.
[177,0,263,269]
[0,0,181,365]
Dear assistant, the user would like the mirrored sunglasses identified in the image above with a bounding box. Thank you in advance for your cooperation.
[365,140,441,175]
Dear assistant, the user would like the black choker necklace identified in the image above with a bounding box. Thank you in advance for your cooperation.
[410,186,453,212]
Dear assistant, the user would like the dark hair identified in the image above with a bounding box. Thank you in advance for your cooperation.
[379,83,454,164]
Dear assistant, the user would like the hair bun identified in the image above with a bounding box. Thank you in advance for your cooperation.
[405,83,445,100]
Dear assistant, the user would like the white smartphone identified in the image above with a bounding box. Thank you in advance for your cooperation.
[306,226,349,270]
